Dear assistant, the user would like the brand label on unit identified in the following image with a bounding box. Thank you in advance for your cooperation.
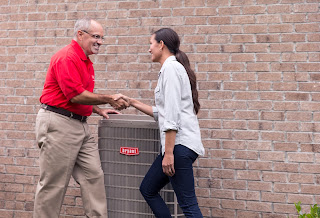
[120,147,139,156]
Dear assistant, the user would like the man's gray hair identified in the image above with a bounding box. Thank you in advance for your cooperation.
[74,18,92,37]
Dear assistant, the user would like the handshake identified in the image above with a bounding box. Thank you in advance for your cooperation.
[110,94,131,111]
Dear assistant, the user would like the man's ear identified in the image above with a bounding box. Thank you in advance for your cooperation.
[77,30,84,41]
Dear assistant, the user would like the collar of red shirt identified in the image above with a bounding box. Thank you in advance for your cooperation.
[71,40,92,64]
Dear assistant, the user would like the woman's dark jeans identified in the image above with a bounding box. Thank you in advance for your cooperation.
[140,144,203,218]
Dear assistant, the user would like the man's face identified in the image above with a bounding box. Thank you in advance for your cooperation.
[79,20,104,57]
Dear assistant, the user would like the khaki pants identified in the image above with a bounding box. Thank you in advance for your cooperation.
[33,109,108,218]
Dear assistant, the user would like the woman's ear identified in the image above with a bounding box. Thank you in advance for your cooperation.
[159,40,164,50]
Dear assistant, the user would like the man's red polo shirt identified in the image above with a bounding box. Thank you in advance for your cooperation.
[40,40,95,116]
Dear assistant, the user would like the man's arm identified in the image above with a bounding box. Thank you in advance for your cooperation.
[70,90,129,110]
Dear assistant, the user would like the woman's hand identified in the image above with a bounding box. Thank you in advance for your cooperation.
[109,93,130,110]
[113,93,131,106]
[162,153,175,177]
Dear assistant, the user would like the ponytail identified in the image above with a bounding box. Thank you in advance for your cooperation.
[175,50,200,114]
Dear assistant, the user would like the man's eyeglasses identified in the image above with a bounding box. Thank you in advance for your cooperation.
[81,30,105,42]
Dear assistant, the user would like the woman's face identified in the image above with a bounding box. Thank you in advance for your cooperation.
[148,34,162,63]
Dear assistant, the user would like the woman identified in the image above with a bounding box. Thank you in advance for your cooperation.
[120,28,204,217]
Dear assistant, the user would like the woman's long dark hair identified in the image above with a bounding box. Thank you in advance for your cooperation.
[154,28,200,114]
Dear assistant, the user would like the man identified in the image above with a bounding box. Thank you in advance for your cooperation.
[33,18,128,218]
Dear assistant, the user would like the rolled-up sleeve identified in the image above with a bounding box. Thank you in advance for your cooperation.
[162,64,182,132]
[152,106,158,121]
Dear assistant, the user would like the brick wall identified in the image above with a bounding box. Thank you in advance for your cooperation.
[1,0,320,217]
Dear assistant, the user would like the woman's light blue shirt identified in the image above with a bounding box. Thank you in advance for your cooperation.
[152,56,205,156]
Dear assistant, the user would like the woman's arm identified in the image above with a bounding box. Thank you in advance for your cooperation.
[129,98,154,117]
[162,130,177,177]
[114,94,154,117]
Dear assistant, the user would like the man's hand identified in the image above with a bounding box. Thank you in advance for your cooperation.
[110,94,130,110]
[99,109,120,119]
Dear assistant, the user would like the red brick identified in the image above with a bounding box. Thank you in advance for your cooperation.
[244,25,268,33]
[221,199,246,210]
[269,24,294,33]
[247,63,270,71]
[231,54,254,62]
[245,44,268,52]
[247,82,272,91]
[231,34,255,43]
[208,16,231,25]
[282,53,308,62]
[263,172,287,182]
[224,101,247,110]
[235,111,259,120]
[236,150,258,160]
[243,6,266,14]
[282,14,307,23]
[261,192,286,203]
[308,13,320,22]
[274,183,299,193]
[208,35,230,43]
[256,54,280,62]
[301,184,320,194]
[236,191,260,201]
[294,4,319,13]
[261,151,286,161]
[274,143,298,152]
[224,160,247,169]
[256,14,281,23]
[260,92,284,101]
[288,153,314,163]
[296,43,320,52]
[220,25,242,34]
[237,170,260,180]
[248,181,272,191]
[211,189,234,199]
[248,142,271,151]
[198,178,221,189]
[289,173,314,183]
[195,7,217,16]
[219,7,242,15]
[273,203,297,214]
[222,141,245,150]
[274,163,299,173]
[308,34,320,42]
[296,23,320,33]
[223,180,247,189]
[232,15,255,24]
[223,120,246,130]
[248,161,272,171]
[212,169,235,179]
[247,201,273,212]
[234,91,259,100]
[268,5,292,13]
[238,211,261,218]
[281,0,304,2]
[270,43,294,52]
[197,45,220,53]
[222,63,245,71]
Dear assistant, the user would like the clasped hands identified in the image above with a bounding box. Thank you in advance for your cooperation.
[110,94,131,111]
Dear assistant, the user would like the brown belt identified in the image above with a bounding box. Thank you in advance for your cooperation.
[41,104,87,122]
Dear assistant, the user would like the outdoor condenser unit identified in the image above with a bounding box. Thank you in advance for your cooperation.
[98,114,183,218]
